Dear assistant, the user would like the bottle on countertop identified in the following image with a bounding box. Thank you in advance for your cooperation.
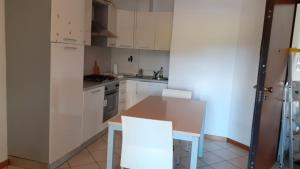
[93,61,100,75]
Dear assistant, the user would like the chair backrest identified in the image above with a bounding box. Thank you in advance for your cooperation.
[162,89,192,99]
[121,116,173,169]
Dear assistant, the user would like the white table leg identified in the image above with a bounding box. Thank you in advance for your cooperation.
[107,126,115,169]
[198,135,205,158]
[190,136,199,169]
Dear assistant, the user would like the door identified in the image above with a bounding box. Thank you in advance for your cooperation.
[116,9,135,48]
[249,1,296,169]
[134,11,156,50]
[49,43,84,163]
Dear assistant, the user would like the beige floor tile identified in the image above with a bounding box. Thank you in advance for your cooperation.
[97,155,120,169]
[87,138,107,152]
[229,156,248,169]
[204,142,224,152]
[202,166,214,169]
[71,163,100,169]
[68,149,95,167]
[212,141,235,149]
[202,152,224,165]
[210,161,240,169]
[211,149,241,160]
[197,159,208,168]
[228,146,249,157]
[90,149,108,163]
[56,162,70,169]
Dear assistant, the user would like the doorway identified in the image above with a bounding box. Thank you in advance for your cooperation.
[248,0,297,169]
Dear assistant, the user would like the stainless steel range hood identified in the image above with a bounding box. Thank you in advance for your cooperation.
[92,0,117,38]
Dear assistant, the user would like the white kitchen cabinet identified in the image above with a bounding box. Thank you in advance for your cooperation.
[84,0,93,45]
[135,81,167,104]
[155,12,173,51]
[123,80,167,109]
[116,9,135,48]
[118,80,127,113]
[83,87,105,142]
[126,80,137,109]
[107,4,118,47]
[51,0,85,44]
[134,12,156,50]
[49,43,84,163]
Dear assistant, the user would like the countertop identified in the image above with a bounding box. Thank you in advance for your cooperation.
[83,75,168,91]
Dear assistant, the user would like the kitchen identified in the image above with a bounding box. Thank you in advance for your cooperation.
[1,0,290,169]
[5,0,176,168]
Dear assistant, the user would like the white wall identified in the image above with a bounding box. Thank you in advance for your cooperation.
[111,48,170,77]
[0,0,7,162]
[228,0,266,145]
[169,0,243,137]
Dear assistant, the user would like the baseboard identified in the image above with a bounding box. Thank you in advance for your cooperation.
[0,160,9,169]
[227,138,250,151]
[205,134,250,151]
[205,134,227,142]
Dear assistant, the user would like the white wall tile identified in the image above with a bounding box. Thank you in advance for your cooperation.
[84,46,111,75]
[111,48,170,76]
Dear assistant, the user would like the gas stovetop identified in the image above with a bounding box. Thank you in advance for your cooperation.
[84,75,116,83]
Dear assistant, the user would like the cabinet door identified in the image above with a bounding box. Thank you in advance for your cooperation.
[107,4,117,47]
[66,0,85,44]
[51,0,85,44]
[83,87,105,142]
[134,12,156,50]
[84,0,93,45]
[155,12,173,51]
[116,9,135,49]
[49,43,84,163]
[51,0,68,43]
[126,80,137,109]
[136,81,167,103]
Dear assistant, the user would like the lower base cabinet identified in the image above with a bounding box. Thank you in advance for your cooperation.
[83,86,105,142]
[120,80,168,111]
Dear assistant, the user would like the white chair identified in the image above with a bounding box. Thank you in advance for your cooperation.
[162,89,192,99]
[121,116,173,169]
[162,88,192,165]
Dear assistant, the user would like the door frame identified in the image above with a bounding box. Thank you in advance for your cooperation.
[248,0,298,168]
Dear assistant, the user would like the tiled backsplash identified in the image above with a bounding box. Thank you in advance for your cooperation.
[111,48,170,77]
[84,46,111,75]
[84,47,170,77]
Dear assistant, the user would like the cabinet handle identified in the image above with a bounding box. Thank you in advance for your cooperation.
[63,38,77,42]
[64,46,78,50]
[119,44,132,48]
[108,43,116,47]
[138,46,150,49]
[91,90,101,94]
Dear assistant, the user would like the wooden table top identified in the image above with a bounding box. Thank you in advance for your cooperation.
[109,96,206,137]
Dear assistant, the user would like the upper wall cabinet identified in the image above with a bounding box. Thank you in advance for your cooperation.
[51,0,85,45]
[114,10,173,51]
[116,9,135,48]
[134,12,156,50]
[154,12,173,51]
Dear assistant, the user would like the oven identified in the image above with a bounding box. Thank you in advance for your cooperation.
[103,82,119,122]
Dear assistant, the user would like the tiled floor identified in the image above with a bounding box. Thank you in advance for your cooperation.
[7,132,249,169]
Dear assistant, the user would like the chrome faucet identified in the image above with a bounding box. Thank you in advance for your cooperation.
[153,67,164,79]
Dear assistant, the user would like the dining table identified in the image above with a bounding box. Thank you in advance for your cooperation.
[106,96,206,169]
